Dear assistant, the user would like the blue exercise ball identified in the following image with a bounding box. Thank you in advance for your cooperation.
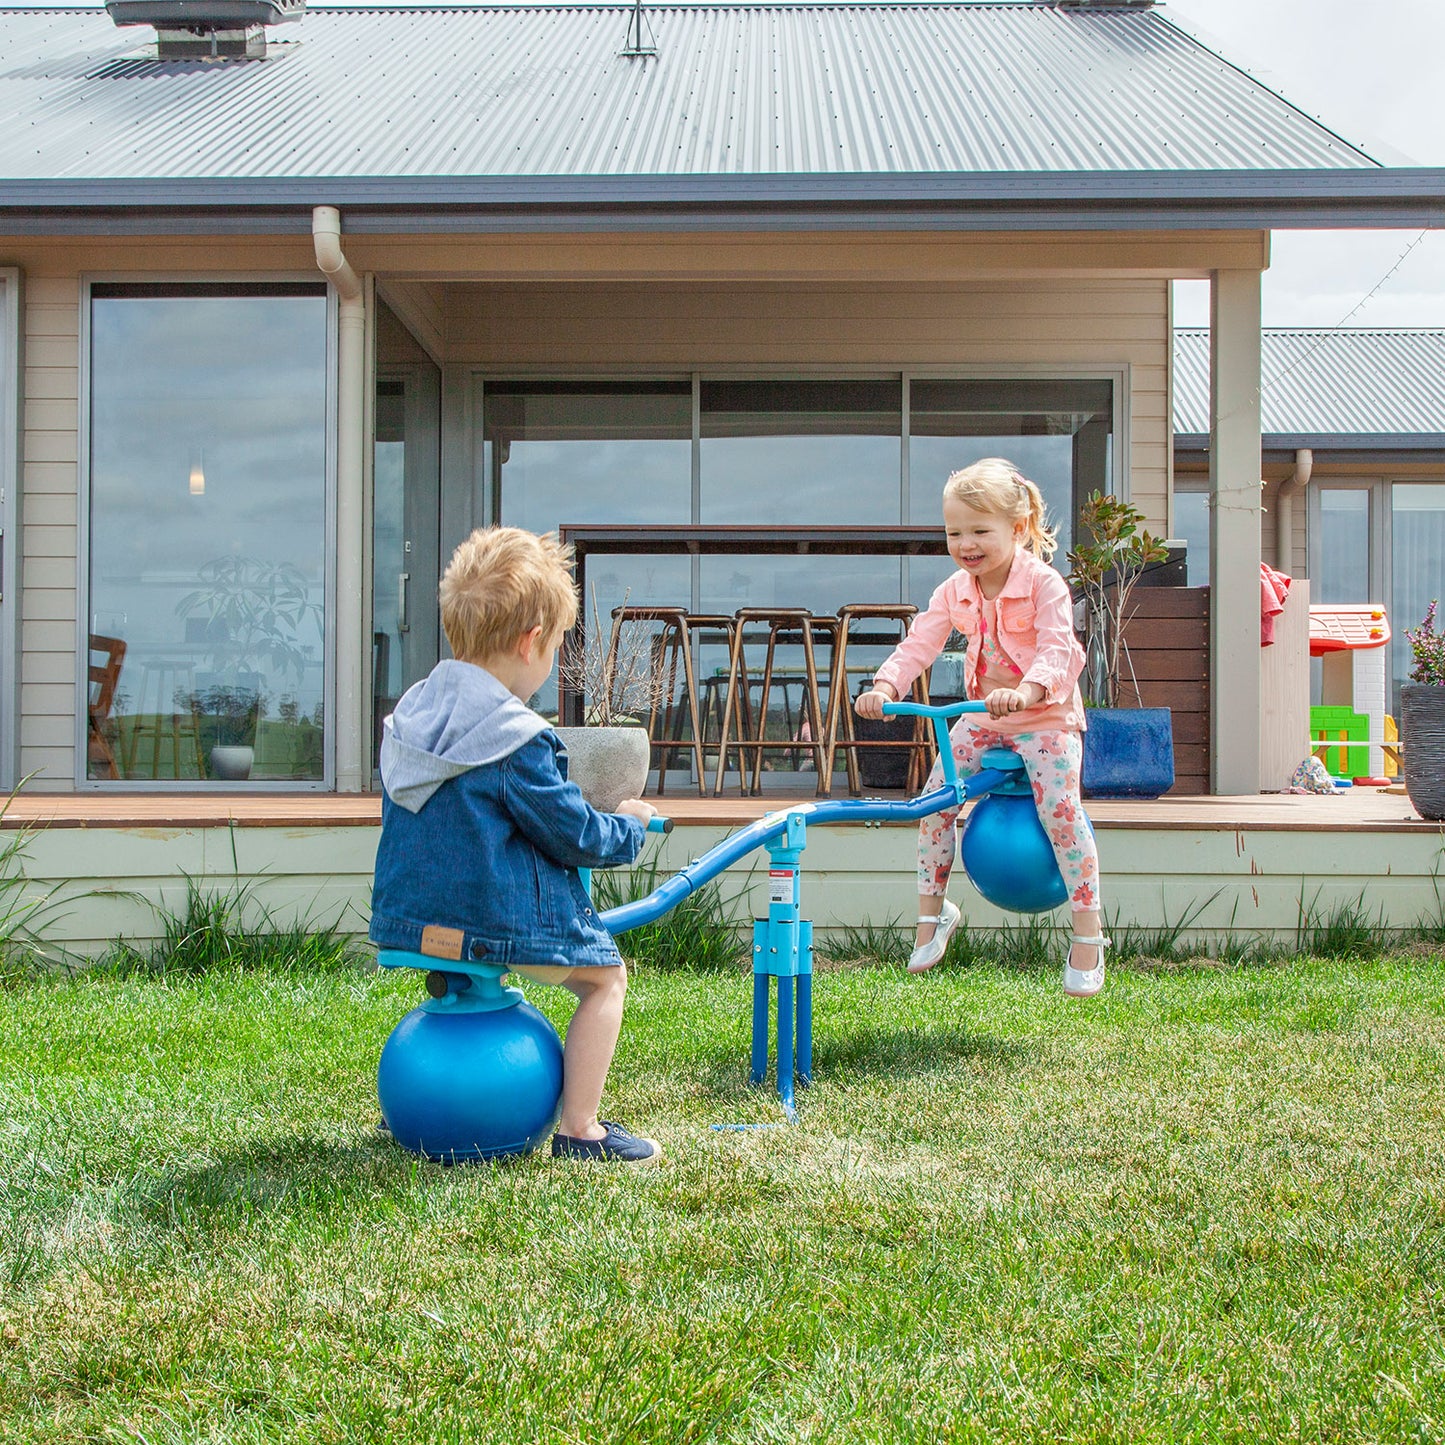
[959,790,1071,914]
[377,1001,564,1162]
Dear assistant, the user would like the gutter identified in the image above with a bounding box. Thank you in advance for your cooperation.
[312,204,365,793]
[1,167,1443,235]
[1274,449,1313,574]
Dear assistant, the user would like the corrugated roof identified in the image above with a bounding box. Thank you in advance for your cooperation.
[0,3,1379,181]
[1174,328,1445,441]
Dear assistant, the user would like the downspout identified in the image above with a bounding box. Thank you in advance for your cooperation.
[1274,448,1313,574]
[313,205,366,792]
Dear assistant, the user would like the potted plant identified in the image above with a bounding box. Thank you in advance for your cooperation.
[175,554,323,780]
[1401,599,1445,820]
[554,590,669,810]
[1067,491,1176,799]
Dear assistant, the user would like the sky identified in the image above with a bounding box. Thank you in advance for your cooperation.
[1160,0,1445,330]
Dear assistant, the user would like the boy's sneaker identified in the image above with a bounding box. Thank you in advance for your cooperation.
[551,1120,662,1165]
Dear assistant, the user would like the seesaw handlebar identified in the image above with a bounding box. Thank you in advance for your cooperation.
[881,698,987,790]
[601,699,1013,937]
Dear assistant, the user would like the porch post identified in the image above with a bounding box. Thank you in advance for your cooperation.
[1209,268,1263,795]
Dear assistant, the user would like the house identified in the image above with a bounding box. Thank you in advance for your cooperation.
[1174,327,1445,714]
[1,0,1442,950]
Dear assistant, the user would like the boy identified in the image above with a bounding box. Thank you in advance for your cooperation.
[369,526,661,1163]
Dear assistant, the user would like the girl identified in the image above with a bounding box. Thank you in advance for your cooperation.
[856,458,1107,997]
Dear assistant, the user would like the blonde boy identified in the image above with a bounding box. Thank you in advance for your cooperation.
[370,527,661,1163]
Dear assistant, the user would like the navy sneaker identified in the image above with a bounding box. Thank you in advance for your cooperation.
[551,1120,662,1164]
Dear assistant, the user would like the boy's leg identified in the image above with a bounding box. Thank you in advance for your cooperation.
[554,963,628,1141]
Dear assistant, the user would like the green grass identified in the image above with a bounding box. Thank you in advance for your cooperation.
[3,950,1444,1443]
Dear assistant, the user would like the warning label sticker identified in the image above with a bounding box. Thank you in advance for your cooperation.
[768,869,794,904]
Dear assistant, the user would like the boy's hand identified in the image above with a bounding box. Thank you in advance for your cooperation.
[616,798,657,825]
[854,685,897,721]
[984,683,1043,718]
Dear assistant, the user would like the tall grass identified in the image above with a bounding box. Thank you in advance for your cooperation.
[0,784,75,981]
[96,874,370,979]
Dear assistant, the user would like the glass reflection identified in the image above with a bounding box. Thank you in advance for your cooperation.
[87,287,328,783]
[488,382,692,533]
[700,380,901,524]
[909,379,1115,563]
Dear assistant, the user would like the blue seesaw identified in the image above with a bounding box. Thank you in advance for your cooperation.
[375,700,1088,1158]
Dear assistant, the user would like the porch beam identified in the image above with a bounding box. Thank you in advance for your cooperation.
[1209,267,1263,795]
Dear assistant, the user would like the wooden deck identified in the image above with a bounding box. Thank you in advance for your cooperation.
[2,785,1436,832]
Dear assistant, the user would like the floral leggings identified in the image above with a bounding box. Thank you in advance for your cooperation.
[917,724,1100,913]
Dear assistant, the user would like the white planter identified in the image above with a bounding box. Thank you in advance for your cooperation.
[552,726,650,812]
[208,745,255,781]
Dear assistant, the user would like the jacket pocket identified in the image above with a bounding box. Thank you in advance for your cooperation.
[997,599,1036,635]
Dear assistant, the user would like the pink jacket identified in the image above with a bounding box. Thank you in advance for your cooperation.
[874,549,1087,731]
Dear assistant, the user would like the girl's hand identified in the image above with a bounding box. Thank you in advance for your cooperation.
[854,686,896,721]
[984,683,1043,718]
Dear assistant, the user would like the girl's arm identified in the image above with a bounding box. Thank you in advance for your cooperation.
[1019,567,1085,703]
[871,578,959,701]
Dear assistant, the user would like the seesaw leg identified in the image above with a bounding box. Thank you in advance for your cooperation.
[751,970,769,1085]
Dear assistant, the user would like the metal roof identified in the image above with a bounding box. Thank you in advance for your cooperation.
[0,2,1382,180]
[1174,328,1445,447]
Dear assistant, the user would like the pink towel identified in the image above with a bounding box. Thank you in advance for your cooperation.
[1260,562,1292,646]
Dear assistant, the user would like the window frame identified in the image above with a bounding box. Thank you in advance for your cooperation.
[75,275,339,791]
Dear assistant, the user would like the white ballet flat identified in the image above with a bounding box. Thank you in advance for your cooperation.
[1063,933,1110,997]
[908,898,961,973]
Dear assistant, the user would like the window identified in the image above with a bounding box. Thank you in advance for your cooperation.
[1392,484,1445,710]
[908,379,1114,552]
[477,372,1118,709]
[85,284,330,784]
[1172,484,1211,587]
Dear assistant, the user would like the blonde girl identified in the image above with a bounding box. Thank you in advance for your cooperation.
[856,458,1107,996]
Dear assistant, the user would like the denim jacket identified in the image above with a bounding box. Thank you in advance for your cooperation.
[369,662,644,969]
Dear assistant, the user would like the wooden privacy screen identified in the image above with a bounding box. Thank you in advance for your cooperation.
[1115,587,1210,795]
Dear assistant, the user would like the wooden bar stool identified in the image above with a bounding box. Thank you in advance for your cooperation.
[713,607,830,796]
[822,603,931,796]
[603,606,706,796]
[671,613,741,787]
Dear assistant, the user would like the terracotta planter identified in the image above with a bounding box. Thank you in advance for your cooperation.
[1400,683,1445,821]
[552,726,651,811]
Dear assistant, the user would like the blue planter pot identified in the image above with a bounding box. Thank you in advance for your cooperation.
[1081,707,1175,799]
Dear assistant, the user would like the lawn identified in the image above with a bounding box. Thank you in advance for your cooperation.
[2,952,1443,1443]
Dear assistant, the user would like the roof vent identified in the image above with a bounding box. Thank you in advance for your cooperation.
[106,0,306,59]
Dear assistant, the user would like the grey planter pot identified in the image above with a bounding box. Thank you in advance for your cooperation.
[1401,683,1445,821]
[553,726,651,812]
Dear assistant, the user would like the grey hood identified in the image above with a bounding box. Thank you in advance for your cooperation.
[379,659,551,813]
